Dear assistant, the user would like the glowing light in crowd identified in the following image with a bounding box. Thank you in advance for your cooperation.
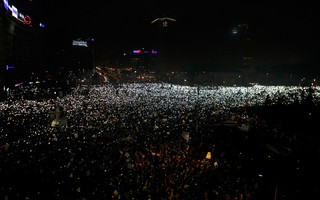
[206,152,212,159]
[14,82,23,87]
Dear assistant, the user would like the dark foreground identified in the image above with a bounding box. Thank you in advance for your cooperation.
[1,103,319,200]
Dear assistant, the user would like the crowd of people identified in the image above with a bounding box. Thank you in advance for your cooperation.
[1,83,319,199]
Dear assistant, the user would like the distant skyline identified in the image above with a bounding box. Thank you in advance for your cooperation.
[16,0,320,70]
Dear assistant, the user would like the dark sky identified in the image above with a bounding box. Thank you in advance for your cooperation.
[26,1,320,68]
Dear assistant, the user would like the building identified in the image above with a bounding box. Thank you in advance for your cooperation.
[1,0,46,93]
[121,49,158,72]
[231,23,253,71]
[69,38,95,71]
[150,16,177,71]
[0,1,8,98]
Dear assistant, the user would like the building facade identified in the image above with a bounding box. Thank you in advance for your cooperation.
[232,23,253,71]
[1,0,46,92]
[121,49,158,72]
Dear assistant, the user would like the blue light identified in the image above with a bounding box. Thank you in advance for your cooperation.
[39,23,45,28]
[6,65,14,70]
[133,50,141,54]
[3,0,9,11]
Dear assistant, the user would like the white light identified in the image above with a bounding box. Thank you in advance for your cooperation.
[11,5,18,18]
[72,40,88,47]
[232,28,238,35]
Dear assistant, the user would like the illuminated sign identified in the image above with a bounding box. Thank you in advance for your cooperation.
[23,15,31,25]
[133,50,141,54]
[72,40,88,47]
[11,5,17,18]
[15,82,23,87]
[3,0,9,10]
[133,49,157,54]
[3,0,32,27]
[6,65,14,70]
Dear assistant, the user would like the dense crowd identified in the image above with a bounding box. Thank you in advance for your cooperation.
[0,83,319,199]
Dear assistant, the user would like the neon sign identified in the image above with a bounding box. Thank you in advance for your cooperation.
[3,0,32,27]
[23,15,31,25]
[6,65,14,70]
[72,40,88,47]
[133,50,141,54]
[3,0,9,10]
[11,5,17,18]
[133,49,157,54]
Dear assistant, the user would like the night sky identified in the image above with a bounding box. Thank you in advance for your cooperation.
[24,1,320,70]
